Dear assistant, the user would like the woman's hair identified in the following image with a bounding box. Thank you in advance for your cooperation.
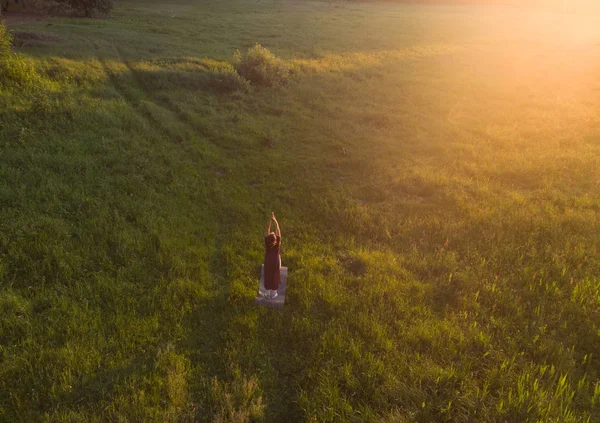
[266,233,278,249]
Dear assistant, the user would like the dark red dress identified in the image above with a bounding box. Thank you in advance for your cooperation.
[264,235,281,290]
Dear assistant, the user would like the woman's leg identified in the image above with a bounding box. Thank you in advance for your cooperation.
[272,260,280,298]
[263,259,272,297]
[275,257,281,293]
[274,255,281,296]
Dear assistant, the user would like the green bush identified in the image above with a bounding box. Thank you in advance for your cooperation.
[0,20,10,59]
[232,44,291,87]
[0,21,39,89]
[1,56,39,87]
[208,63,251,94]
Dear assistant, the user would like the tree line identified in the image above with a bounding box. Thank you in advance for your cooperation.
[0,0,111,18]
[0,0,595,21]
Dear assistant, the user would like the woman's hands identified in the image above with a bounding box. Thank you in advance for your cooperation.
[266,213,279,236]
[271,212,281,237]
[266,213,273,236]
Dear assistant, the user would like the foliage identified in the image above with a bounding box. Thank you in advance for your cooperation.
[32,0,76,16]
[0,21,39,88]
[232,43,291,87]
[208,63,251,93]
[0,54,38,87]
[64,0,112,17]
[0,19,10,57]
[1,0,72,15]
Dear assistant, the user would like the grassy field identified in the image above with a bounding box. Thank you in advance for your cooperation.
[1,0,600,421]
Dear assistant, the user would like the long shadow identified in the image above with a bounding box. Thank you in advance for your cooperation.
[120,55,213,133]
[58,353,156,408]
[99,57,195,145]
[257,281,310,422]
[177,230,236,419]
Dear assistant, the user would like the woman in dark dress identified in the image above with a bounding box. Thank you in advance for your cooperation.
[264,212,282,299]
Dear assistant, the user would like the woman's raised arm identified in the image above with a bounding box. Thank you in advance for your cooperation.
[274,217,281,238]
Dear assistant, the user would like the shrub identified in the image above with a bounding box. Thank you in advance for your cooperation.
[208,63,250,94]
[1,55,38,87]
[232,44,291,87]
[0,20,40,89]
[0,20,10,59]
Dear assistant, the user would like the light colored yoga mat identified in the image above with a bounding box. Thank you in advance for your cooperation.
[255,264,288,309]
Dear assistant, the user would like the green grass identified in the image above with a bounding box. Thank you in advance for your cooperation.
[1,1,600,421]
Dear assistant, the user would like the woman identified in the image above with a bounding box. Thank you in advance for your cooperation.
[263,212,282,299]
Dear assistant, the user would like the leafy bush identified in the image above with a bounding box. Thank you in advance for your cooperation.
[232,44,291,87]
[1,55,38,87]
[0,21,39,88]
[208,63,251,93]
[0,20,10,59]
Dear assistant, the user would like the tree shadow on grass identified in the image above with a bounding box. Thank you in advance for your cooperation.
[58,354,155,409]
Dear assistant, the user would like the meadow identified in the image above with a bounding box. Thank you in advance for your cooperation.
[1,0,599,421]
